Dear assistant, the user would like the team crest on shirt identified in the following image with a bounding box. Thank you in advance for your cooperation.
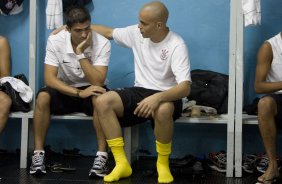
[160,48,169,61]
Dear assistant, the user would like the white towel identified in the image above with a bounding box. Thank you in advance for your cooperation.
[242,0,261,27]
[0,77,33,103]
[46,0,63,29]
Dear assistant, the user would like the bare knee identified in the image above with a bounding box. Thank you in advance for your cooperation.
[257,97,276,123]
[0,92,12,112]
[95,92,116,113]
[35,92,51,110]
[154,103,174,124]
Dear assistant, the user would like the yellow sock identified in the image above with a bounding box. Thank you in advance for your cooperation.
[156,140,174,183]
[104,137,132,182]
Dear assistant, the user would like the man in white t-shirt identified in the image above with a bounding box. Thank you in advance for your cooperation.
[92,1,191,183]
[29,6,111,177]
[254,32,282,184]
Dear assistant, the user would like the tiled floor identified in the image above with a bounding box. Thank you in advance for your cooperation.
[0,151,277,184]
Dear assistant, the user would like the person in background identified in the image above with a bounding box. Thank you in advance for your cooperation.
[29,6,111,177]
[0,36,11,133]
[254,32,282,184]
[92,1,191,183]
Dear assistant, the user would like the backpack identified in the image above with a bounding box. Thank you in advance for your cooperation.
[0,74,31,112]
[188,69,228,114]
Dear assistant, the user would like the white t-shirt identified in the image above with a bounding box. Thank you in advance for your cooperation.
[266,32,282,94]
[113,24,191,91]
[45,30,111,87]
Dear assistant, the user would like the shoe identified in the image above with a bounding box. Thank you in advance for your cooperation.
[256,154,280,174]
[29,152,46,175]
[192,161,204,174]
[242,154,257,173]
[207,151,226,172]
[89,155,108,177]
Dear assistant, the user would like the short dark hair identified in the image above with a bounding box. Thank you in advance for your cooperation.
[64,6,91,28]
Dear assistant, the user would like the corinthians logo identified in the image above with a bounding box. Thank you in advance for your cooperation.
[160,48,169,61]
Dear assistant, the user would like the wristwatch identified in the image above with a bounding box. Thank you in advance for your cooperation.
[76,53,87,60]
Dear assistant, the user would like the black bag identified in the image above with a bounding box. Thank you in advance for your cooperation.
[188,69,228,114]
[0,74,31,112]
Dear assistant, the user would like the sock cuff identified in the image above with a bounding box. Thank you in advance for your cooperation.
[107,137,124,147]
[96,151,108,158]
[156,140,172,155]
[34,150,45,154]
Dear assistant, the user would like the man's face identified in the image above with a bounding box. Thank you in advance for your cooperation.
[68,21,91,46]
[138,10,158,38]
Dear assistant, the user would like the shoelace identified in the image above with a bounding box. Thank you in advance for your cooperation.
[93,155,107,168]
[33,153,44,166]
[258,156,269,167]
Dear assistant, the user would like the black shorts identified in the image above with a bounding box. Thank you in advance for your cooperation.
[113,87,182,127]
[263,94,282,127]
[37,86,94,116]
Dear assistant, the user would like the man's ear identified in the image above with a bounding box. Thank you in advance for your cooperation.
[157,22,163,30]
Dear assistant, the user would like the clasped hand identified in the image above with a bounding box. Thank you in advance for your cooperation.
[134,93,161,118]
[79,85,106,98]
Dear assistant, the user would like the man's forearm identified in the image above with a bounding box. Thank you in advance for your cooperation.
[91,24,113,40]
[158,81,190,102]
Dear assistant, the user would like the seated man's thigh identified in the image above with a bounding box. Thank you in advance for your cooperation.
[38,87,81,115]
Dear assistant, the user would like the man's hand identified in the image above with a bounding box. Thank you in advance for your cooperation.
[134,93,162,118]
[51,25,66,35]
[76,32,92,54]
[79,85,106,98]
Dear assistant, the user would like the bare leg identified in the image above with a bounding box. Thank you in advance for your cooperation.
[92,97,107,152]
[0,92,11,133]
[33,92,51,150]
[257,97,279,181]
[95,91,132,182]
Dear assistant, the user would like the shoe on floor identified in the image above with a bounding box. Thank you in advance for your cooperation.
[207,151,226,173]
[256,154,280,174]
[242,154,257,173]
[29,152,46,175]
[89,155,108,177]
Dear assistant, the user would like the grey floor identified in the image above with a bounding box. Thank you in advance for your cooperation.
[0,151,277,184]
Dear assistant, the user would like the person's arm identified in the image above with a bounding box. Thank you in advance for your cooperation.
[134,81,190,118]
[91,24,114,40]
[52,24,114,40]
[45,63,106,98]
[0,36,11,78]
[44,64,79,97]
[76,32,110,86]
[254,42,282,94]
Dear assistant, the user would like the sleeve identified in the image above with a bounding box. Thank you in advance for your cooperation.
[112,25,136,48]
[93,40,111,66]
[44,38,59,67]
[171,43,192,84]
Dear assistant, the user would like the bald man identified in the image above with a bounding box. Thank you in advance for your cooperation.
[92,1,191,183]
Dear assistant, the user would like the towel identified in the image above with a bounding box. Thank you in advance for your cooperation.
[0,77,33,103]
[46,0,63,29]
[242,0,261,27]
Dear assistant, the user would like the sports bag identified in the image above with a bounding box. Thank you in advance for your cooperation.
[0,74,31,112]
[188,69,228,114]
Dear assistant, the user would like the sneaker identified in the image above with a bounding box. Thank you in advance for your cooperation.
[89,155,108,177]
[242,154,257,173]
[256,154,280,173]
[29,152,46,175]
[207,151,226,172]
